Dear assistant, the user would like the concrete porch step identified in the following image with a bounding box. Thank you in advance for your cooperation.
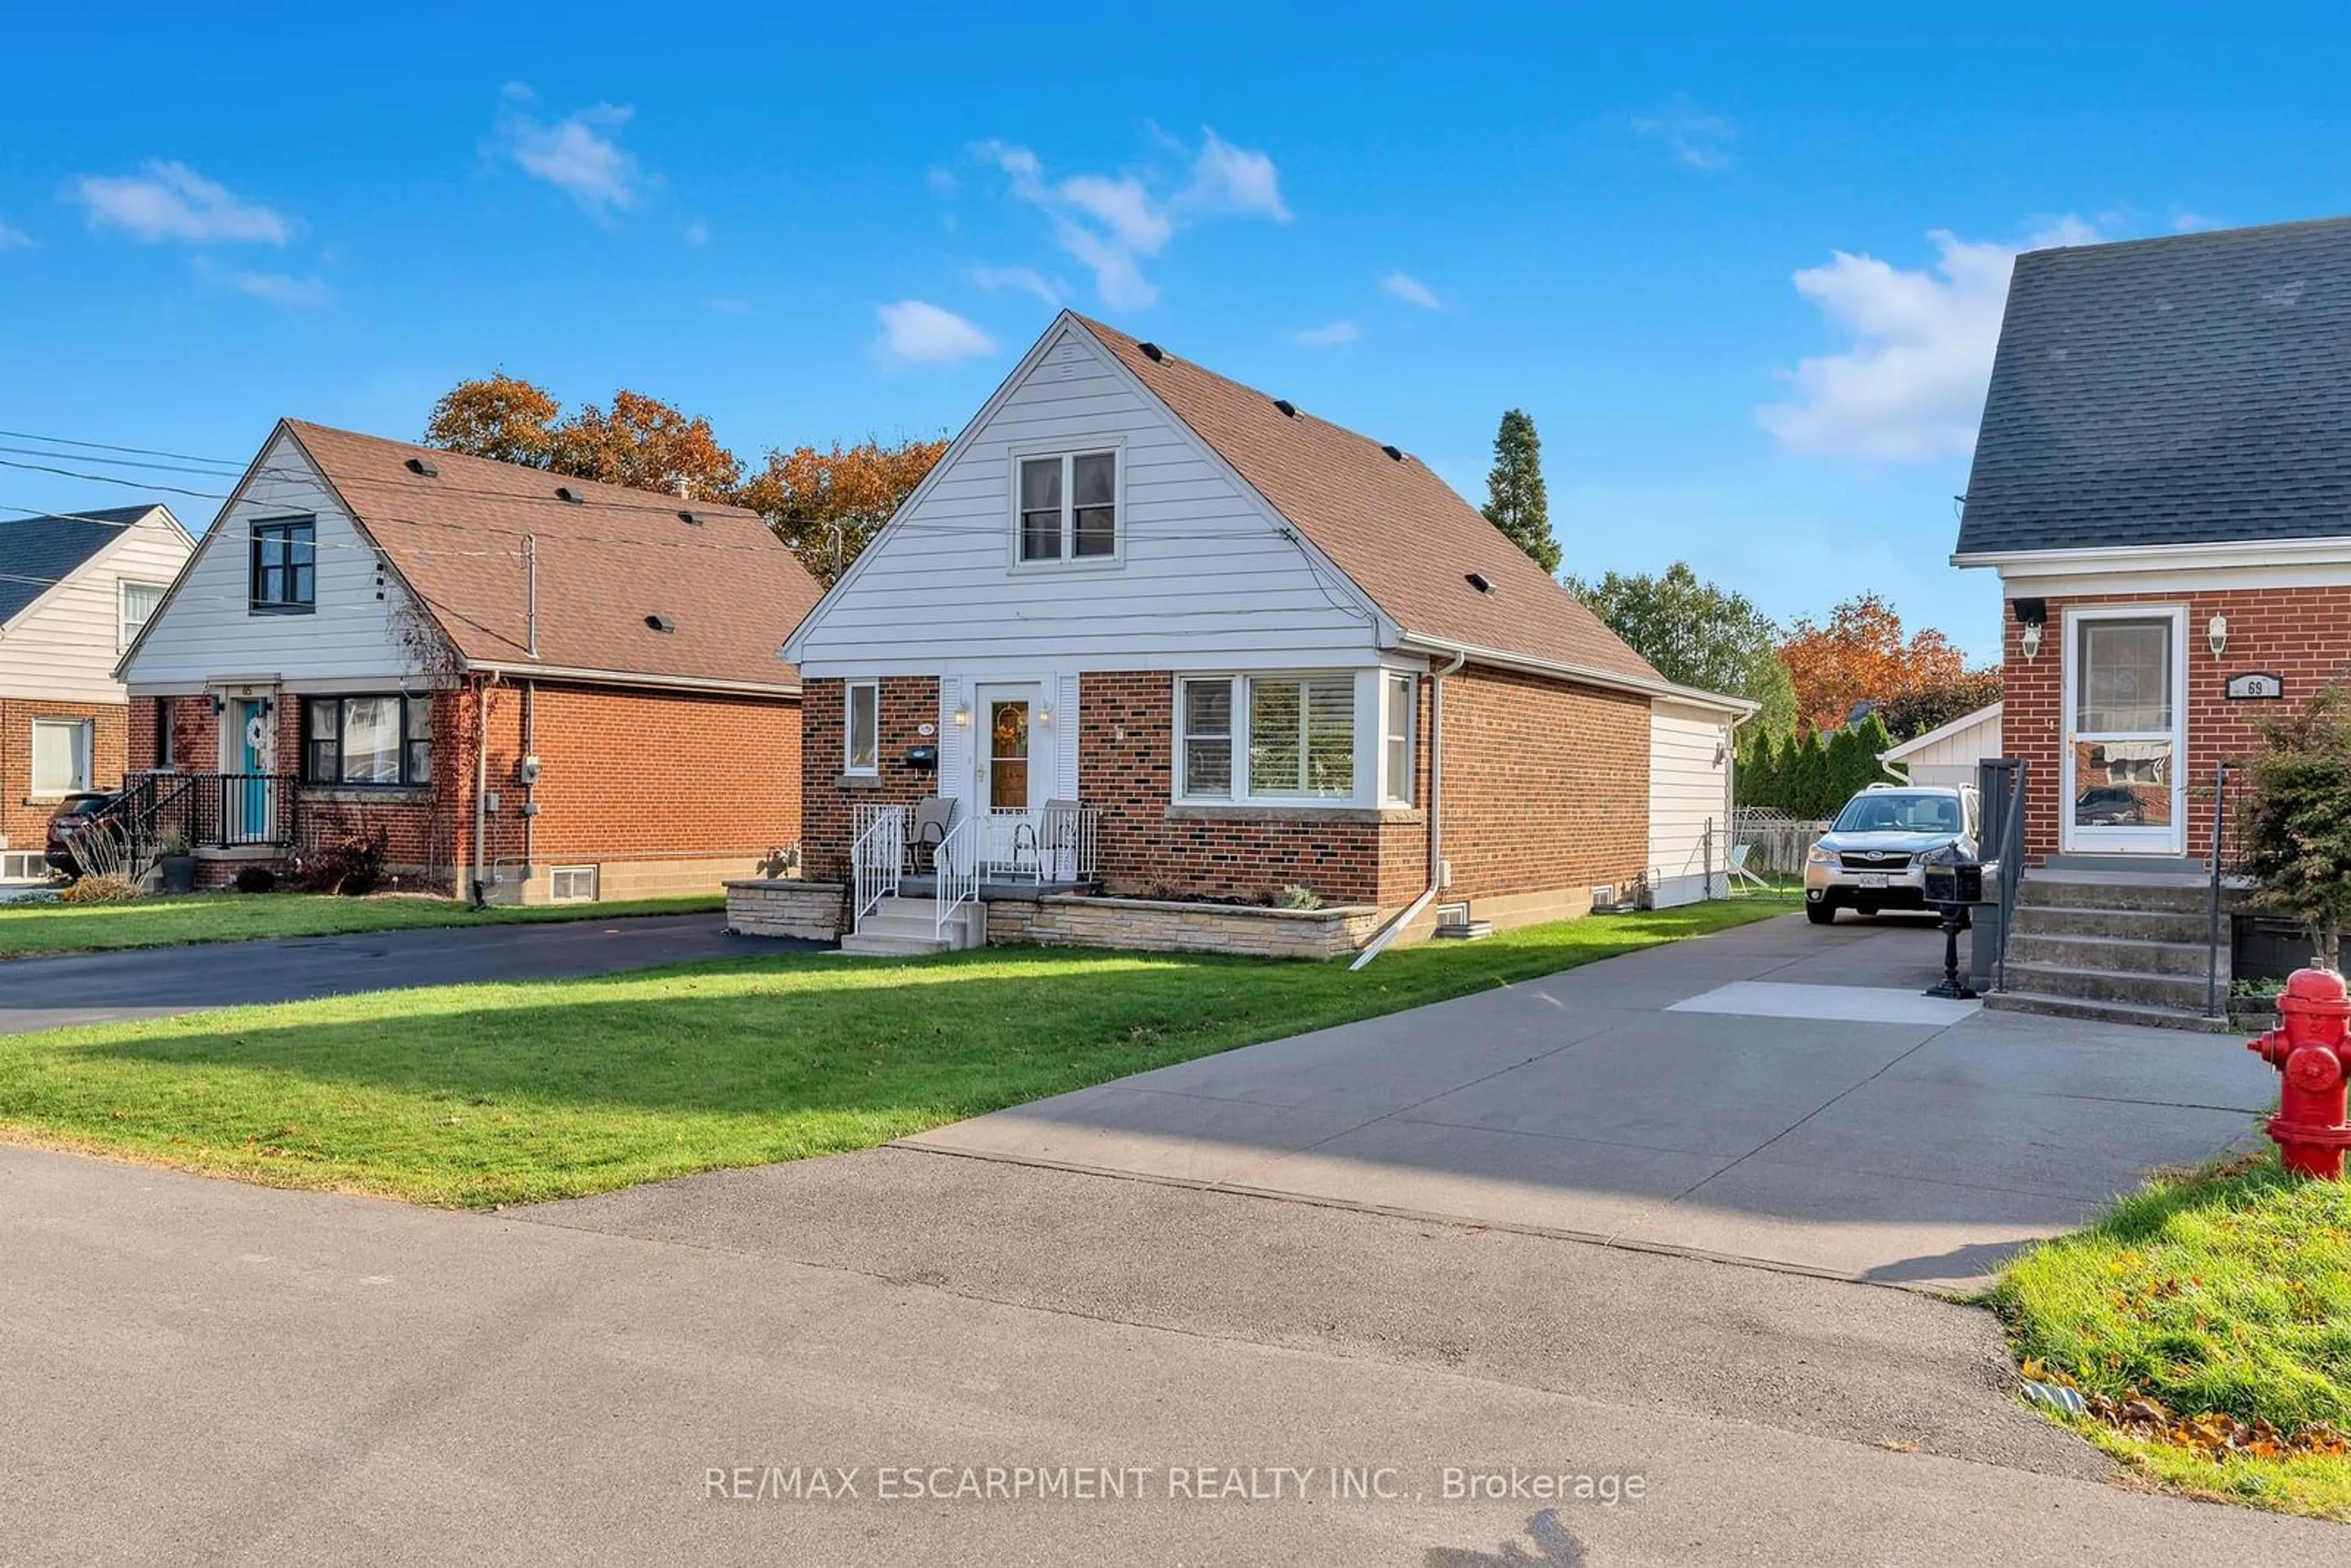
[2006,904,2210,943]
[839,931,951,958]
[1982,989,2233,1033]
[2004,931,2218,978]
[1998,958,2214,1011]
[2016,872,2211,915]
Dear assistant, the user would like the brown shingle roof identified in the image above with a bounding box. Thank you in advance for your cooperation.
[1071,317,1665,688]
[284,421,820,691]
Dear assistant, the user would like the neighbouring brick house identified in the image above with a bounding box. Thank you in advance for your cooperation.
[0,505,193,882]
[781,312,1750,954]
[1953,215,2351,1024]
[116,421,822,901]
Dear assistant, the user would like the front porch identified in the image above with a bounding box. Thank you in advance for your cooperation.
[844,800,1103,956]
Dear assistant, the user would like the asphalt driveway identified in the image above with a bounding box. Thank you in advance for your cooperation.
[904,912,2273,1291]
[0,913,789,1035]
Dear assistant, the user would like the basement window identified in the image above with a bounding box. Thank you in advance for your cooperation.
[548,865,598,902]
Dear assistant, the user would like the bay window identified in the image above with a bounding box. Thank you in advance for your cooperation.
[1382,674,1416,805]
[1176,675,1356,802]
[304,695,432,787]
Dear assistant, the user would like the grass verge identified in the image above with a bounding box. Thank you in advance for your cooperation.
[1992,1150,2351,1520]
[0,891,725,959]
[0,897,1791,1207]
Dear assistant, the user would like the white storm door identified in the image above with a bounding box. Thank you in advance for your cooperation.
[2060,607,2187,855]
[974,683,1049,873]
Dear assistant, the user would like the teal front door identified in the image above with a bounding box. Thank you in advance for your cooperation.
[234,700,268,841]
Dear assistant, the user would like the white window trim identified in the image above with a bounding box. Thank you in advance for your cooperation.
[1381,673,1417,806]
[1173,672,1372,808]
[29,718,94,800]
[1007,441,1126,571]
[844,680,881,776]
[118,578,168,653]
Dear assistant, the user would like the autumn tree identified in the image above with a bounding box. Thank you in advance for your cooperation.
[1482,408,1559,576]
[1570,560,1797,739]
[424,377,742,501]
[1876,666,2003,743]
[737,435,950,585]
[1778,593,1965,734]
[423,372,560,468]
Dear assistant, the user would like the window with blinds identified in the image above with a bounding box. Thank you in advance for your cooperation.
[1176,675,1357,801]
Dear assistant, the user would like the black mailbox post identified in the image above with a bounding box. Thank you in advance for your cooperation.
[1922,849,1982,1000]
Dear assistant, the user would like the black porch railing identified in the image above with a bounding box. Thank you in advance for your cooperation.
[1980,756,2028,993]
[124,770,297,850]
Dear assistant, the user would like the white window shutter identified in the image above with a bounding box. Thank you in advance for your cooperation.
[1057,674,1080,800]
[938,677,969,803]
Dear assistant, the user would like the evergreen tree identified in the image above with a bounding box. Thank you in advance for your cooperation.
[1481,408,1560,576]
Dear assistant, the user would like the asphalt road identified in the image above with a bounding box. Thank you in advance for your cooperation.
[0,913,786,1034]
[5,1141,2338,1567]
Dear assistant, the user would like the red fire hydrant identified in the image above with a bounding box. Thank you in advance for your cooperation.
[2247,967,2351,1180]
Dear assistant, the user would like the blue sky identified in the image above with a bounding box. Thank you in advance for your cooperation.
[4,3,2346,662]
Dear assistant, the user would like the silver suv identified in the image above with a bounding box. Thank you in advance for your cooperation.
[1802,783,1979,925]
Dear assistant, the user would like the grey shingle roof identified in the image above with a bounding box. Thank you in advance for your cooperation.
[1956,216,2351,557]
[0,505,163,626]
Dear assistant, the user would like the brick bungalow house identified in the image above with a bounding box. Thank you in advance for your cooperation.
[1,504,193,882]
[1953,214,2351,1024]
[778,312,1750,955]
[116,421,822,901]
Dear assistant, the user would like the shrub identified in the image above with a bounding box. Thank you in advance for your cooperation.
[298,817,390,896]
[2240,687,2351,970]
[59,871,140,904]
[233,866,277,895]
[1276,884,1324,911]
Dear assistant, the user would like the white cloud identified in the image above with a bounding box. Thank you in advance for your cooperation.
[1292,320,1359,348]
[1758,218,2096,461]
[973,129,1288,309]
[497,89,643,216]
[1380,271,1440,309]
[1172,129,1291,222]
[70,162,292,244]
[0,219,32,250]
[1632,96,1737,171]
[876,300,997,367]
[970,263,1065,309]
[194,258,331,309]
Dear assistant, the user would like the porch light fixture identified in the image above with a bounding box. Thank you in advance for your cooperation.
[1037,707,1055,726]
[953,702,972,727]
[2020,622,2042,660]
[2208,614,2229,657]
[2014,596,2047,661]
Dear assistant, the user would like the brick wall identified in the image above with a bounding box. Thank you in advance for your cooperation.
[800,675,942,881]
[2003,586,2351,866]
[2,699,127,846]
[1438,664,1652,902]
[1081,671,1391,904]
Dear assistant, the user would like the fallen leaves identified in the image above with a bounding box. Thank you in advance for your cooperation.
[2025,1360,2350,1463]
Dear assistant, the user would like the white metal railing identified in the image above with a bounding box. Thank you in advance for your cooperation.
[933,816,978,942]
[978,804,1100,883]
[850,803,906,935]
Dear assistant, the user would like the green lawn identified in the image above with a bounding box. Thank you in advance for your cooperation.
[1993,1151,2351,1521]
[0,891,726,959]
[0,897,1791,1207]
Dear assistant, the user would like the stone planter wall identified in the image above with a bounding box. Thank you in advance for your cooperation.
[725,879,845,941]
[986,893,1382,961]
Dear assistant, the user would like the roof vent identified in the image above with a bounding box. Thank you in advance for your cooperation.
[1273,398,1296,418]
[555,486,587,505]
[677,509,705,527]
[1464,571,1494,595]
[1139,341,1164,362]
[1381,445,1403,462]
[405,457,439,478]
[645,613,675,633]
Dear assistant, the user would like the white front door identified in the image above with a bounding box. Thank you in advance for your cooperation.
[2060,606,2187,855]
[973,683,1051,873]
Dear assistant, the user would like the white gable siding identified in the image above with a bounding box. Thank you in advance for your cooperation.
[789,324,1385,679]
[1647,699,1732,907]
[122,429,425,692]
[1883,703,2001,789]
[0,510,194,703]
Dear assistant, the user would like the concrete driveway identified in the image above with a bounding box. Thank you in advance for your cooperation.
[0,913,795,1035]
[905,913,2273,1291]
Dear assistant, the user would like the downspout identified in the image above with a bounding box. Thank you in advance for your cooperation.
[1351,648,1467,970]
[521,680,536,879]
[469,673,496,909]
[1722,706,1758,896]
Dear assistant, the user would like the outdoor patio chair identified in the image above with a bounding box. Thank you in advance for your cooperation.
[1034,798,1083,883]
[907,797,956,873]
[1727,842,1770,896]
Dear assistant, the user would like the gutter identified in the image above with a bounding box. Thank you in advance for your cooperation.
[1351,647,1468,969]
[465,661,800,699]
[1393,634,1755,716]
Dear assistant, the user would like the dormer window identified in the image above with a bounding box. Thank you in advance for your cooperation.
[249,517,317,613]
[1016,451,1117,563]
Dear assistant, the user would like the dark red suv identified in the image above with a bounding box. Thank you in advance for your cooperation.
[44,791,126,875]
